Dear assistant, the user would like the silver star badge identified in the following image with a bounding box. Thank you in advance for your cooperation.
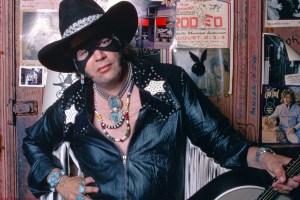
[144,80,166,95]
[65,104,78,124]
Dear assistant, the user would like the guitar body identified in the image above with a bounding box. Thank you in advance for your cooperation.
[188,167,299,200]
[215,186,291,200]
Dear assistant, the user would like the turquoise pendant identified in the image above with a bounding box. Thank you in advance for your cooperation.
[108,97,123,124]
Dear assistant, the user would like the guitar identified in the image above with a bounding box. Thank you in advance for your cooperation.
[188,152,300,200]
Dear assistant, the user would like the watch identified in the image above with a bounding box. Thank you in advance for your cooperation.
[255,147,275,162]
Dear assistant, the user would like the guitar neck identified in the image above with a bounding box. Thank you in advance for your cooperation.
[257,152,300,200]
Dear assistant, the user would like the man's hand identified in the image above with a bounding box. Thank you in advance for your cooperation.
[248,147,300,194]
[262,153,300,193]
[57,175,99,200]
[49,169,99,200]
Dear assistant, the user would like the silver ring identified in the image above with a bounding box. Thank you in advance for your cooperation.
[81,179,85,186]
[76,194,84,200]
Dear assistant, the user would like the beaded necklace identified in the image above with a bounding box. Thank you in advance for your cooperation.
[93,65,132,125]
[94,81,134,142]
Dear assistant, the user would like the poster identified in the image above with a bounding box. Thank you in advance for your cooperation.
[175,0,233,48]
[172,48,230,96]
[265,0,300,28]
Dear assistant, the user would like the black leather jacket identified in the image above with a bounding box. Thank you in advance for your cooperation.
[23,60,254,199]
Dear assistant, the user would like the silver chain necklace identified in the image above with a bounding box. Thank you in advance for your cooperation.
[93,64,132,124]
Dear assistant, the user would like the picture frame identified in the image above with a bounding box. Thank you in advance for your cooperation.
[260,84,300,146]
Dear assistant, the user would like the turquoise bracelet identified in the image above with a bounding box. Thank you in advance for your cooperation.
[47,170,65,192]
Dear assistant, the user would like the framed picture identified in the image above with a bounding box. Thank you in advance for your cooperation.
[19,66,45,87]
[20,11,60,62]
[260,84,300,146]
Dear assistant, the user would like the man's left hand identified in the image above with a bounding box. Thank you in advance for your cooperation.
[262,153,300,193]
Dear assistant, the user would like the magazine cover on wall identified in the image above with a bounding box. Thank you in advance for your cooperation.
[262,33,300,86]
[265,0,300,28]
[260,84,300,146]
[172,48,230,96]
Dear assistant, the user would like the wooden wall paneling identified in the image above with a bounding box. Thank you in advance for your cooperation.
[246,0,262,143]
[232,0,249,136]
[0,0,18,199]
[231,0,262,143]
[14,0,43,199]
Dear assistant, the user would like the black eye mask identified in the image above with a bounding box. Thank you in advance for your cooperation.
[73,36,122,73]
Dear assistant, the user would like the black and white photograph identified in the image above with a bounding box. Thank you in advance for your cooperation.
[261,84,300,145]
[262,33,300,85]
[265,0,300,27]
[19,66,45,87]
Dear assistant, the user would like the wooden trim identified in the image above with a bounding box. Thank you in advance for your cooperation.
[232,0,262,143]
[0,0,18,199]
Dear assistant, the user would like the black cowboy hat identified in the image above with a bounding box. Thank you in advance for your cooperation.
[38,0,138,72]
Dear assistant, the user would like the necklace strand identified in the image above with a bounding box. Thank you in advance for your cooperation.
[93,65,132,100]
[94,81,134,142]
[93,64,132,124]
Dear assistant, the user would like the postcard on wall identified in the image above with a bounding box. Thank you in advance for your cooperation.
[264,0,300,28]
[175,0,233,48]
[260,84,300,146]
[262,33,300,86]
[172,48,230,96]
[19,66,46,87]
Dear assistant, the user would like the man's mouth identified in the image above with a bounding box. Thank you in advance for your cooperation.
[97,64,111,72]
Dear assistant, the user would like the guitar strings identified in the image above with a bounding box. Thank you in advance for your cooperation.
[256,152,300,200]
[258,162,300,199]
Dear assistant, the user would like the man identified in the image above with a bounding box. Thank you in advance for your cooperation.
[269,89,300,144]
[22,0,300,200]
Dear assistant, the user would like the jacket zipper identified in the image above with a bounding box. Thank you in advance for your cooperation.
[123,153,128,200]
[122,154,127,165]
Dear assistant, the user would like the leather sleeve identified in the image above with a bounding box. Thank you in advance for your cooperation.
[22,99,65,197]
[178,68,256,168]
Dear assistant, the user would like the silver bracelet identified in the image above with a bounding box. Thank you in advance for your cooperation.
[255,147,275,163]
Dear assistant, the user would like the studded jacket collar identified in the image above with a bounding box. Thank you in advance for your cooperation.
[23,59,254,199]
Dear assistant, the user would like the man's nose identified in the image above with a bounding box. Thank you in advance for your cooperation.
[93,49,106,60]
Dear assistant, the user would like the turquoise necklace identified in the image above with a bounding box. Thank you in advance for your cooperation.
[93,65,132,125]
[94,81,134,142]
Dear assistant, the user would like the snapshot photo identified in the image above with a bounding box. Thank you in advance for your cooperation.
[260,84,300,145]
[19,66,45,87]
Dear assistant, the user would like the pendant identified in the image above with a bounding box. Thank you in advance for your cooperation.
[108,96,123,124]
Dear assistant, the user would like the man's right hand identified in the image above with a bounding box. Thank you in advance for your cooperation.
[56,175,99,200]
